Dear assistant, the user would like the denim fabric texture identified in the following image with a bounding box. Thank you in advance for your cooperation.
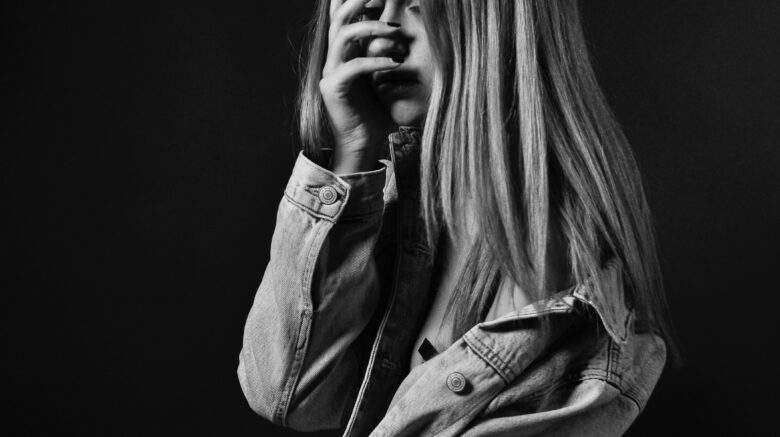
[238,127,667,436]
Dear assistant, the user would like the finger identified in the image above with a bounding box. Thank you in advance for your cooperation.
[329,0,369,48]
[329,0,343,20]
[328,21,402,65]
[322,57,400,90]
[332,0,372,27]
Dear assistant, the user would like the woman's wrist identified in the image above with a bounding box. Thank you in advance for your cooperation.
[332,141,383,174]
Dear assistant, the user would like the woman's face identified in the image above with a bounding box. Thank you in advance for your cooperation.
[363,0,433,127]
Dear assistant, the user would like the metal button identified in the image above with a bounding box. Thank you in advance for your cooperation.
[446,372,467,394]
[318,186,338,205]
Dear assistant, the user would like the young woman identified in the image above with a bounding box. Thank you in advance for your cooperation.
[238,0,676,435]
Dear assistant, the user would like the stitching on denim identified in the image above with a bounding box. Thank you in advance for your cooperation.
[465,333,508,379]
[619,389,643,411]
[283,192,338,223]
[275,221,329,425]
[574,293,629,344]
[342,146,403,435]
[584,364,642,410]
[608,336,620,384]
[571,260,633,344]
[303,184,367,211]
[274,307,309,425]
[298,150,386,196]
[286,180,385,223]
[464,333,513,383]
[609,339,625,388]
[602,338,633,403]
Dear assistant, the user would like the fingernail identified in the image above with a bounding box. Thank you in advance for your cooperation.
[384,21,401,28]
[391,56,405,63]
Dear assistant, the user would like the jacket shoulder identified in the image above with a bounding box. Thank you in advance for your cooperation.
[481,321,667,418]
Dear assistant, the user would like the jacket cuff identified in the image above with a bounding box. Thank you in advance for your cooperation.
[283,151,387,222]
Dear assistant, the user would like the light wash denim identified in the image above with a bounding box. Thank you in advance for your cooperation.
[238,127,666,436]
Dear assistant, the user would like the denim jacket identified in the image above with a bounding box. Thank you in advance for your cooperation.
[238,127,667,436]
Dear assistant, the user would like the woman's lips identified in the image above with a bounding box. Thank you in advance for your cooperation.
[374,80,419,97]
[372,71,420,99]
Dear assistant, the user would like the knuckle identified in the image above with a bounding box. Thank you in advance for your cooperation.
[332,7,348,25]
[340,22,363,42]
[344,58,361,68]
[361,22,380,37]
[349,58,372,71]
[322,62,333,77]
[333,29,348,47]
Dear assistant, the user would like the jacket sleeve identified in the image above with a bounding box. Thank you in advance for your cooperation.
[237,150,389,431]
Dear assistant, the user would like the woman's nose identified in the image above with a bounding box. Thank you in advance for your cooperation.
[365,2,409,60]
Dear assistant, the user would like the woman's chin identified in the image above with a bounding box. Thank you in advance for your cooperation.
[387,101,426,127]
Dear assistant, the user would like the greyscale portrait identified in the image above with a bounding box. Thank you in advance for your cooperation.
[5,0,777,435]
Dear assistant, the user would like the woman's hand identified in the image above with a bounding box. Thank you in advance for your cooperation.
[321,0,402,174]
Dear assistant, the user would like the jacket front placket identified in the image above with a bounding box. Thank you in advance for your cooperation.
[343,129,437,437]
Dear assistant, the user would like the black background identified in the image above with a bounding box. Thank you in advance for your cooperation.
[4,1,779,435]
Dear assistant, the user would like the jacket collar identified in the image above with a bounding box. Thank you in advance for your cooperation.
[570,258,634,344]
[474,261,633,346]
[387,126,423,176]
[389,126,422,144]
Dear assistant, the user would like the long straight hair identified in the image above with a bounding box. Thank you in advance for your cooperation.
[297,0,677,358]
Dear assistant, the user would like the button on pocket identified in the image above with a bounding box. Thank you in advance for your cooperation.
[446,372,468,394]
[318,186,338,205]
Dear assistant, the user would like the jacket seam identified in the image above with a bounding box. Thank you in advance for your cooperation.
[607,338,628,392]
[606,336,615,382]
[342,143,404,437]
[579,366,643,410]
[606,344,648,411]
[584,371,642,411]
[283,193,340,223]
[618,388,643,411]
[464,333,513,383]
[560,376,640,410]
[601,338,644,411]
[274,219,330,425]
[571,259,633,344]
